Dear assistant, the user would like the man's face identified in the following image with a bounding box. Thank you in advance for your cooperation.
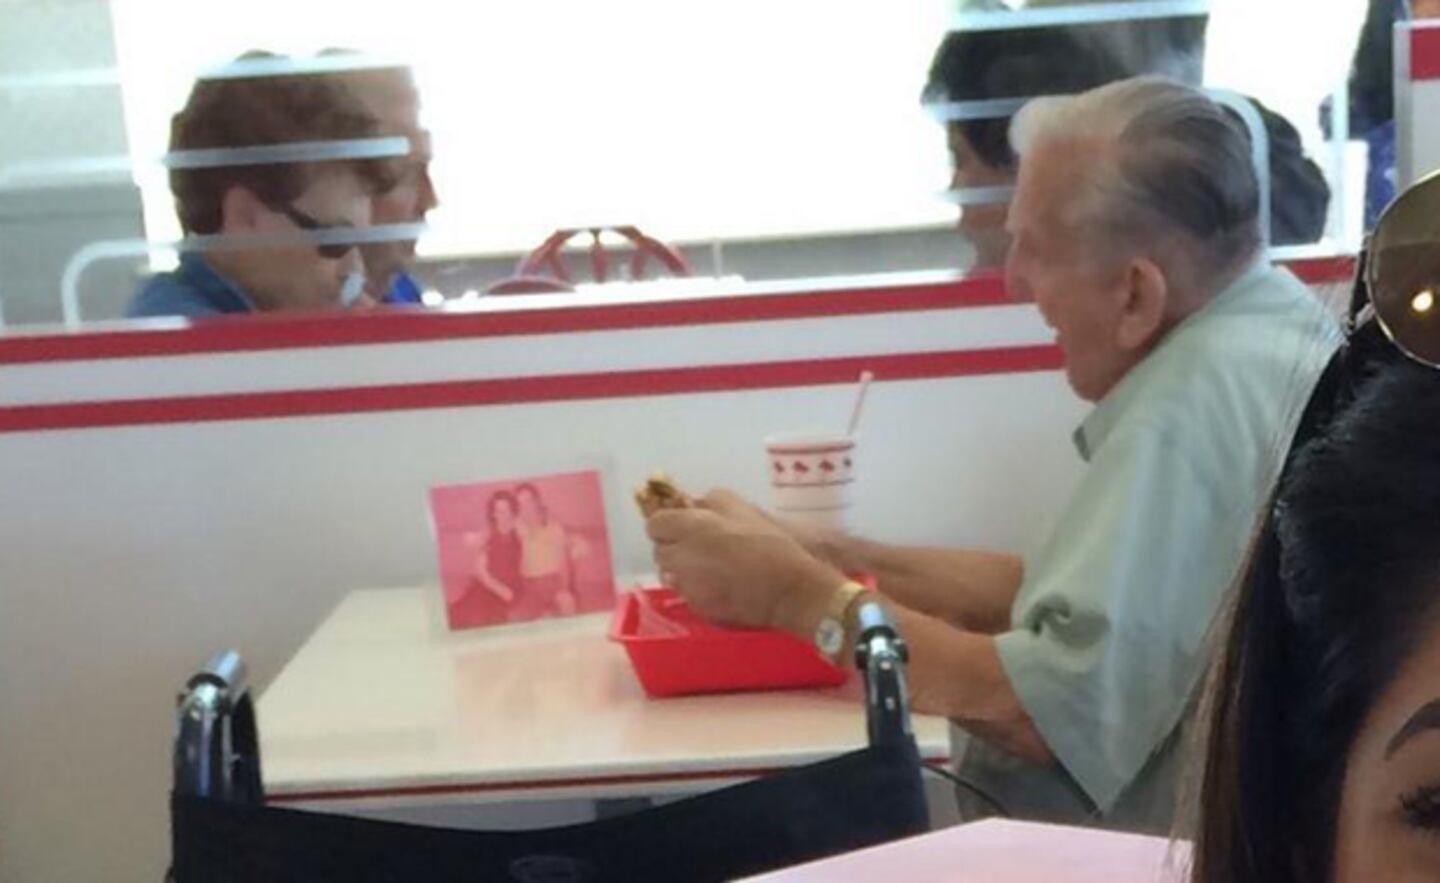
[242,166,374,311]
[517,491,541,526]
[1004,138,1133,402]
[369,125,436,261]
[346,75,438,293]
[948,124,1016,270]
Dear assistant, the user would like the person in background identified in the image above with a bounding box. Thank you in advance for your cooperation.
[646,78,1339,832]
[926,10,1330,270]
[1336,0,1440,228]
[127,52,398,319]
[324,52,439,305]
[922,19,1131,267]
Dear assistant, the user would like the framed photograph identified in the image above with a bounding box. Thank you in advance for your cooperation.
[429,470,616,630]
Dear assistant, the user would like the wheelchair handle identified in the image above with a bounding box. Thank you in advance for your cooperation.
[174,650,260,802]
[853,601,914,748]
[183,650,248,706]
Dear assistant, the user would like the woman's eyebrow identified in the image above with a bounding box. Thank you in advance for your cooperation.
[1388,698,1440,759]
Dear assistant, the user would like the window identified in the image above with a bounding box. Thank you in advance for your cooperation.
[0,1,1382,325]
[108,0,954,257]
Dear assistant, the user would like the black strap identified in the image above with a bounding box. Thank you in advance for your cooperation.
[172,740,928,883]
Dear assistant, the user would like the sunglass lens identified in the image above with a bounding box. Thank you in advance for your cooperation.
[1368,176,1440,367]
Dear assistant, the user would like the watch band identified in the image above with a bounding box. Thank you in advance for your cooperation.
[814,580,874,664]
[827,580,870,623]
[839,583,878,632]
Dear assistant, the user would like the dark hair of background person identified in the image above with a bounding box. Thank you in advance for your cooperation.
[922,24,1134,172]
[1347,0,1406,135]
[1224,97,1332,247]
[922,17,1206,171]
[168,50,399,235]
[1188,353,1440,882]
[923,16,1329,246]
[486,490,519,533]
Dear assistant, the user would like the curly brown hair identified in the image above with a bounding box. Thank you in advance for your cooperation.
[168,51,399,234]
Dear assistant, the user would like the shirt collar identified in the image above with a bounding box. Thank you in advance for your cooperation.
[1072,258,1270,461]
[178,252,257,314]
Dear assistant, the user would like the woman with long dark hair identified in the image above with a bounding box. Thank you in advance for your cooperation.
[479,491,524,603]
[450,490,524,627]
[1189,173,1440,881]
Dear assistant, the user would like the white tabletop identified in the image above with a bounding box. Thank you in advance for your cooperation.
[259,587,952,807]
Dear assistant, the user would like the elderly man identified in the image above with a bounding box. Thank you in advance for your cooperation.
[647,78,1339,831]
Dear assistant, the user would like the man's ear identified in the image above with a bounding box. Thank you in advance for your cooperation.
[1114,257,1169,352]
[218,186,266,233]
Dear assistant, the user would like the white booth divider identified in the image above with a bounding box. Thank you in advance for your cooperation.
[1396,20,1440,189]
[0,262,1354,880]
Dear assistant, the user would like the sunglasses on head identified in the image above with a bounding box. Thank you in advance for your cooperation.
[1285,172,1440,462]
[1348,169,1440,367]
[272,203,357,260]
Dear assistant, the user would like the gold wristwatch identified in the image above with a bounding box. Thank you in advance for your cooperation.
[813,580,873,664]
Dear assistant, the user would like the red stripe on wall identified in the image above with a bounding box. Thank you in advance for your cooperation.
[0,345,1064,434]
[1414,23,1440,81]
[0,275,1010,365]
[1284,254,1356,285]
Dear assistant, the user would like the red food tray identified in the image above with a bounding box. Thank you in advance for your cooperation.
[609,587,848,698]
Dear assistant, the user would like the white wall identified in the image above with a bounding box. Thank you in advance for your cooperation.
[0,0,146,326]
[0,249,1365,880]
[1396,21,1440,189]
[0,0,128,169]
[0,376,1085,882]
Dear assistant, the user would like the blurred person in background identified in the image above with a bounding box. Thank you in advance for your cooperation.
[324,51,439,305]
[928,4,1330,271]
[922,21,1129,267]
[128,51,398,319]
[1336,0,1440,229]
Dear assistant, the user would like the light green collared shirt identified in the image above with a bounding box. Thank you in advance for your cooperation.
[956,261,1341,831]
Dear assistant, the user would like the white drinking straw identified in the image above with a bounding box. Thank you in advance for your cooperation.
[845,371,874,437]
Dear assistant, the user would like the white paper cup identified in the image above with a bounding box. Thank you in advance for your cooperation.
[764,431,856,530]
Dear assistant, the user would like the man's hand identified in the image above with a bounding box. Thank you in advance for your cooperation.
[683,487,1022,635]
[646,503,844,636]
[698,489,851,571]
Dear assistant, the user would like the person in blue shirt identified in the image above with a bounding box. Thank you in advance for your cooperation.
[128,52,399,320]
[128,251,256,319]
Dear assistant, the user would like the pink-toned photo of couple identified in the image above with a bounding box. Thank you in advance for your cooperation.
[430,470,616,630]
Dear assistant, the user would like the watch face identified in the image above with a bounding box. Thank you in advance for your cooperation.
[815,618,845,658]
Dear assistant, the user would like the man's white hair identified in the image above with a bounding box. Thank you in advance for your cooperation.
[1010,76,1261,276]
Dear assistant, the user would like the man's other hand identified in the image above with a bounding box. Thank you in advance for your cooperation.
[646,503,841,635]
